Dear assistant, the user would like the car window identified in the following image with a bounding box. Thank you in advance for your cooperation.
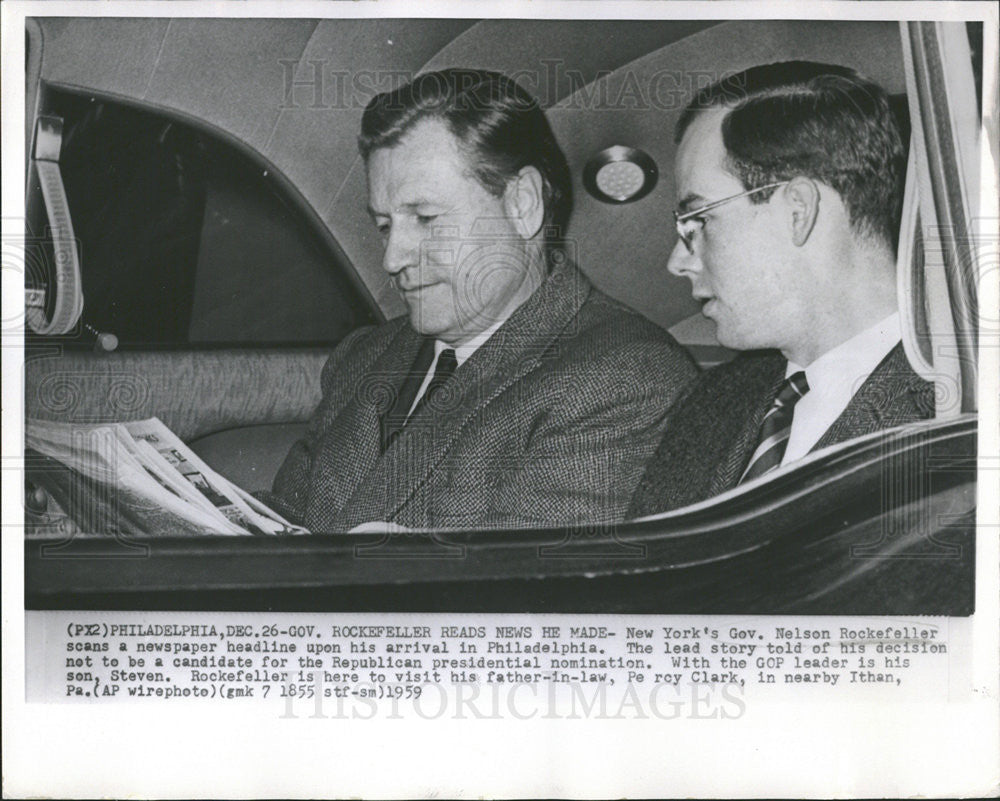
[27,88,377,349]
[19,15,987,617]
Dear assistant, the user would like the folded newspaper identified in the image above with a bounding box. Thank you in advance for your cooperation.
[25,417,306,537]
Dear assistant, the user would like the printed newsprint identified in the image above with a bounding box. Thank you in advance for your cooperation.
[2,1,998,798]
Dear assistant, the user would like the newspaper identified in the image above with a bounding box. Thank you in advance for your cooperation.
[3,2,998,800]
[25,417,306,537]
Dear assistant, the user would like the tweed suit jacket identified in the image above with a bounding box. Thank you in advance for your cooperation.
[270,259,698,532]
[628,342,934,517]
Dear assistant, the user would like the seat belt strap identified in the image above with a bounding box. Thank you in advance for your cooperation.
[28,115,84,335]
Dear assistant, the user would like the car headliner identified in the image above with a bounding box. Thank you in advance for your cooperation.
[31,17,906,335]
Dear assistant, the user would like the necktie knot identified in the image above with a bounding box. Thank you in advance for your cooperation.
[431,349,458,389]
[774,371,809,408]
[407,346,459,422]
[739,371,810,484]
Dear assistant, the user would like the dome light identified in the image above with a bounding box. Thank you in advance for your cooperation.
[583,145,658,204]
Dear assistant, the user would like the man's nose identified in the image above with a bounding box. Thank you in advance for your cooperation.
[666,238,699,278]
[382,224,419,276]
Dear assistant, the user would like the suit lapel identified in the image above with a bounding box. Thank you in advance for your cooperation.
[306,325,423,519]
[813,343,929,451]
[343,257,591,526]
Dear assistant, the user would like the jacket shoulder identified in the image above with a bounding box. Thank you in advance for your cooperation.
[869,343,935,416]
[573,287,697,361]
[817,343,934,447]
[318,317,411,391]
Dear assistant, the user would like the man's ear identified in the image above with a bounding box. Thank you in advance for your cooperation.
[504,166,545,240]
[783,177,820,247]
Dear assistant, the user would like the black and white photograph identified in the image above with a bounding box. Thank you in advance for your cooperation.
[3,1,998,798]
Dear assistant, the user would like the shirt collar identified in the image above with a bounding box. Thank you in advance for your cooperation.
[434,317,506,367]
[787,312,902,387]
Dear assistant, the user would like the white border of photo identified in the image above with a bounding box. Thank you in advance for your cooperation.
[2,2,997,798]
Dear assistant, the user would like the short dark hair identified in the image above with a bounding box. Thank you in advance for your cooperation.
[676,61,905,247]
[359,68,572,235]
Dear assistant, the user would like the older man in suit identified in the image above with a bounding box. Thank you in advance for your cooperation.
[270,68,696,531]
[629,61,934,517]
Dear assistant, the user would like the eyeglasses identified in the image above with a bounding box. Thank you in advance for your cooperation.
[673,182,788,254]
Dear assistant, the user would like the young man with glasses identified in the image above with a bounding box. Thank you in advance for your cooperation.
[629,61,934,516]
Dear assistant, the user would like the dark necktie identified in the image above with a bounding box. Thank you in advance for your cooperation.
[381,343,458,451]
[738,371,810,484]
[409,347,458,422]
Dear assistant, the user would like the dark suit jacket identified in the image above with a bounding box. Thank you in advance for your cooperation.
[270,259,697,531]
[628,343,934,517]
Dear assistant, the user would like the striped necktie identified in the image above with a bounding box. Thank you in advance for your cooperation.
[738,371,809,484]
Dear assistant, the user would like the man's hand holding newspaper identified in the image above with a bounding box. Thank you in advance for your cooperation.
[25,417,307,536]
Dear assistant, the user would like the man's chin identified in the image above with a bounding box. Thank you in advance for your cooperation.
[407,309,452,341]
[710,321,742,351]
[714,325,767,353]
[408,305,509,346]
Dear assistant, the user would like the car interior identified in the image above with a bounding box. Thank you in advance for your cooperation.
[21,17,983,613]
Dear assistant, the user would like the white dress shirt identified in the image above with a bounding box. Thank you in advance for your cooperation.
[782,312,902,465]
[406,319,505,417]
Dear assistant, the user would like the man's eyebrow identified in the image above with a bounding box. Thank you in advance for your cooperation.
[366,200,441,217]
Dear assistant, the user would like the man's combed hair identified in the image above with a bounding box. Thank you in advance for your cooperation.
[359,68,572,236]
[677,61,905,247]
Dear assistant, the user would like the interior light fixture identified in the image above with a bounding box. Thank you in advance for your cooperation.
[583,145,658,204]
